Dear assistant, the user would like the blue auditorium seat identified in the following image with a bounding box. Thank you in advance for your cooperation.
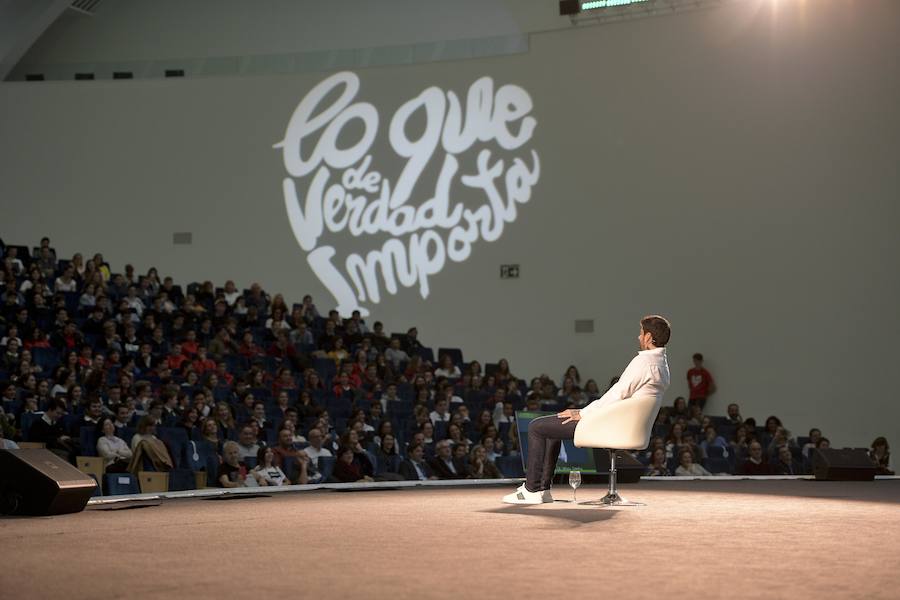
[495,455,524,478]
[318,456,336,482]
[168,469,197,491]
[20,413,39,441]
[79,428,99,457]
[158,427,188,469]
[706,446,726,458]
[106,473,140,495]
[702,457,731,475]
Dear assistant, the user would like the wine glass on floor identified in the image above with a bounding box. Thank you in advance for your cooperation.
[568,470,582,503]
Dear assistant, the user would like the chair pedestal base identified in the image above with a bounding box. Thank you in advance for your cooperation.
[580,492,644,507]
[581,449,645,507]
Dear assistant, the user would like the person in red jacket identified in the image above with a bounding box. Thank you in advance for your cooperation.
[687,352,716,409]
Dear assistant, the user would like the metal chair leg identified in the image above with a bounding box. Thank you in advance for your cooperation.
[581,449,645,507]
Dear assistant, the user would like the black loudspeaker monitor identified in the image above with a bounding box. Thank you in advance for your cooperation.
[812,448,876,481]
[0,449,97,515]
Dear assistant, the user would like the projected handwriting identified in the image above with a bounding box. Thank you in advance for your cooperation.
[275,71,539,316]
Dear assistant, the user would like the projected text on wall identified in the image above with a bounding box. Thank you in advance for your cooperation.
[274,71,540,316]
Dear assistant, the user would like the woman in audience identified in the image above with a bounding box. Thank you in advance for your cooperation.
[420,421,435,446]
[672,396,689,420]
[374,433,401,475]
[762,415,784,446]
[869,437,894,475]
[467,361,483,379]
[200,417,223,454]
[79,283,97,311]
[70,252,86,278]
[252,446,289,486]
[295,389,319,420]
[178,406,199,439]
[802,428,822,459]
[96,416,132,472]
[687,404,705,427]
[327,337,350,367]
[434,354,461,379]
[583,379,601,401]
[265,307,290,335]
[495,359,514,386]
[214,402,236,437]
[675,448,712,477]
[766,426,798,460]
[474,409,493,438]
[646,447,670,476]
[272,367,296,397]
[304,369,325,391]
[665,423,685,458]
[372,419,394,447]
[446,422,465,447]
[561,365,581,388]
[414,386,431,408]
[333,446,373,483]
[404,355,424,381]
[339,429,375,479]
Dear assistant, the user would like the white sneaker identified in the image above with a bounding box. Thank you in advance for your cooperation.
[541,489,554,503]
[502,484,545,505]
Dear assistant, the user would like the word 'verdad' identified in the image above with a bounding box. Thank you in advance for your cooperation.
[274,71,540,316]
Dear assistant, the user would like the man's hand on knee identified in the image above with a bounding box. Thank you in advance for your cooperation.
[557,409,581,425]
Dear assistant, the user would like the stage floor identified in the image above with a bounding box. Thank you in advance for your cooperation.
[3,479,899,599]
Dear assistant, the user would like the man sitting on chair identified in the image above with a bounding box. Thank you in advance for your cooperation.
[502,315,671,504]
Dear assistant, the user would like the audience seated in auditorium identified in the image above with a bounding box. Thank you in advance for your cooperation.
[0,235,890,495]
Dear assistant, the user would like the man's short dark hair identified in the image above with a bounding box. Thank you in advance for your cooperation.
[692,353,703,361]
[641,315,671,347]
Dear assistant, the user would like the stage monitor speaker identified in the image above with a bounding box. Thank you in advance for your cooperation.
[812,448,876,481]
[0,449,97,515]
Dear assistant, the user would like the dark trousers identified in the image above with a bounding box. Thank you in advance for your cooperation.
[526,415,577,492]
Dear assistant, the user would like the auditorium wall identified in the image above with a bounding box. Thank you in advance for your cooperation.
[2,0,899,448]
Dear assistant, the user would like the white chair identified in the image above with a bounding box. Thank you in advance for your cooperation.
[573,394,660,506]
